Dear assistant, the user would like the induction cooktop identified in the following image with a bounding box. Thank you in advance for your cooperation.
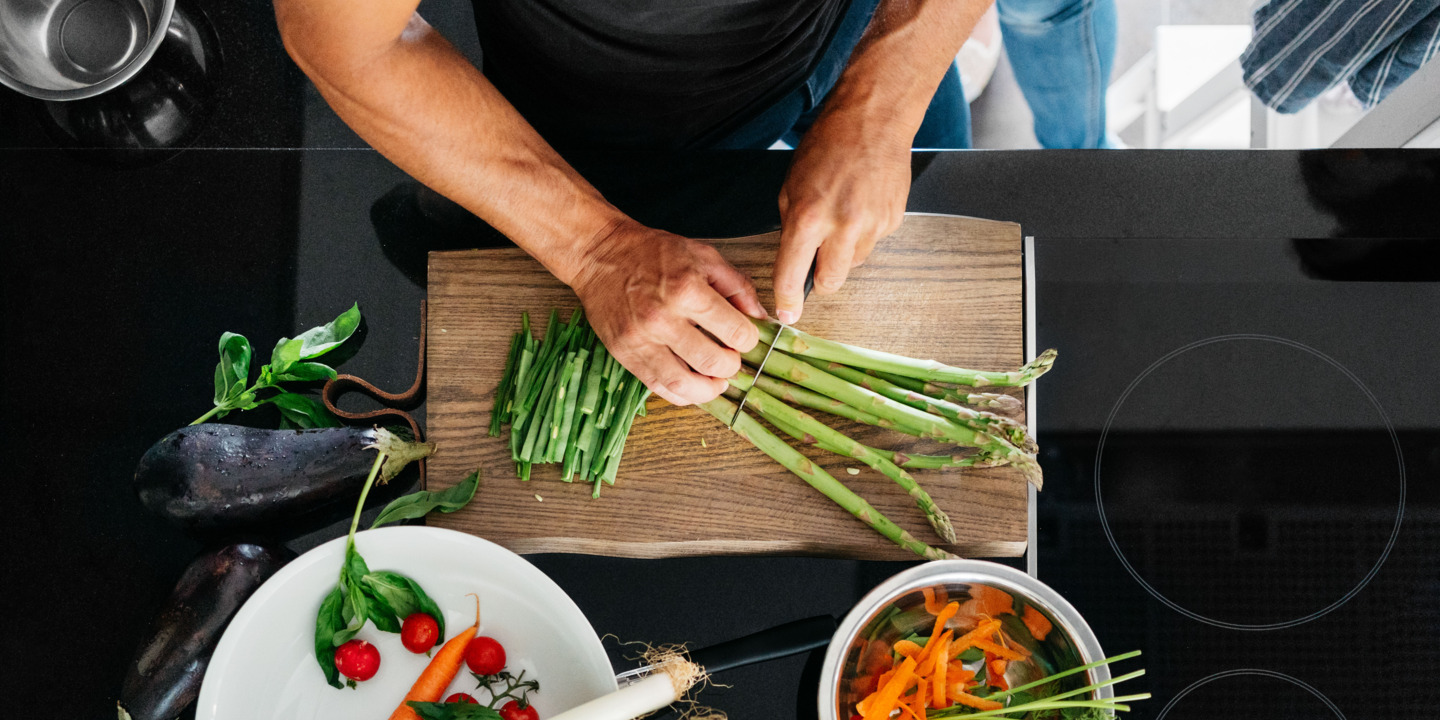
[1031,237,1439,720]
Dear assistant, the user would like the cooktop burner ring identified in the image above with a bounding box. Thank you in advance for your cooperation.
[1155,668,1347,720]
[1094,333,1407,631]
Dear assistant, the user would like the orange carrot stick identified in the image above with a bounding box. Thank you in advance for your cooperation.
[1022,605,1053,640]
[932,633,950,708]
[913,679,929,719]
[862,656,918,720]
[951,691,1004,711]
[922,602,959,656]
[894,639,924,660]
[389,597,480,720]
[986,654,1009,692]
[974,638,1026,661]
[917,631,953,676]
[949,619,1003,657]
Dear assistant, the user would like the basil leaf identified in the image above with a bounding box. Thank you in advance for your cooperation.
[334,579,369,646]
[274,361,338,383]
[269,337,304,376]
[957,646,986,663]
[361,582,402,633]
[361,571,420,621]
[371,470,481,529]
[314,586,345,689]
[294,303,362,360]
[406,702,502,720]
[213,333,253,405]
[272,392,342,429]
[344,542,371,582]
[362,570,446,639]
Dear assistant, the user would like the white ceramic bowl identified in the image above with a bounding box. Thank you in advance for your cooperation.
[197,526,616,719]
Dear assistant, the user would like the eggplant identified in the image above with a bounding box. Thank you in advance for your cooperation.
[117,542,294,720]
[134,424,434,532]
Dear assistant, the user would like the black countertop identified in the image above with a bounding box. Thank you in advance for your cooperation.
[5,143,1437,719]
[4,2,1440,717]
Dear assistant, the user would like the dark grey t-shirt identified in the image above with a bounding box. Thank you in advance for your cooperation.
[470,0,851,150]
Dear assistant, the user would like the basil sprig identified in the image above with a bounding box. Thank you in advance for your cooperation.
[193,303,361,428]
[372,471,480,529]
[314,462,482,689]
[405,703,502,720]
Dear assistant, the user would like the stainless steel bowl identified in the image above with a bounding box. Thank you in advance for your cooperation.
[0,0,175,100]
[819,560,1110,720]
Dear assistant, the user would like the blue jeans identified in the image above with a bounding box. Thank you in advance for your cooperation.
[713,0,1116,150]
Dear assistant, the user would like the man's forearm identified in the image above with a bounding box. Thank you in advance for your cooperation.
[275,2,625,286]
[825,0,993,140]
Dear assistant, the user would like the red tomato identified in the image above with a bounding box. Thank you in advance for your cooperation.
[333,639,380,682]
[464,636,507,675]
[444,693,479,704]
[401,613,440,653]
[499,700,539,720]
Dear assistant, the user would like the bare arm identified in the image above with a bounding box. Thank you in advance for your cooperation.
[274,0,764,405]
[774,0,993,323]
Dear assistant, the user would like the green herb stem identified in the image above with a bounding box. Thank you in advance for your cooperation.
[346,451,388,558]
[190,405,225,426]
[988,650,1142,702]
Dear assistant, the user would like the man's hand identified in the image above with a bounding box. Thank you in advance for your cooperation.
[775,105,911,324]
[572,220,766,406]
[771,0,992,323]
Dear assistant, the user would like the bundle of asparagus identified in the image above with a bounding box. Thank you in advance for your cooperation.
[488,310,1053,561]
[490,309,651,498]
[697,318,1056,561]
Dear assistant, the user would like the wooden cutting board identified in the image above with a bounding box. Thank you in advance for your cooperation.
[425,214,1029,559]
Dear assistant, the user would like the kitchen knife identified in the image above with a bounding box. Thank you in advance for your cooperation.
[729,258,817,427]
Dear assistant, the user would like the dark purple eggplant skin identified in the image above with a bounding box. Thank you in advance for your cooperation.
[134,424,388,532]
[118,542,294,720]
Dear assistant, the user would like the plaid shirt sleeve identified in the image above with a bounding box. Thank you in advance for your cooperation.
[1241,0,1440,113]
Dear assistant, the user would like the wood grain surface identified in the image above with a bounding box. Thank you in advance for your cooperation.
[425,214,1028,559]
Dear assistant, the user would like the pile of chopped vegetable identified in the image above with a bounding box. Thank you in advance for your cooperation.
[853,587,1147,720]
[490,309,650,497]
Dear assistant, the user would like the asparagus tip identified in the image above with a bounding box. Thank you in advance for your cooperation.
[930,511,958,545]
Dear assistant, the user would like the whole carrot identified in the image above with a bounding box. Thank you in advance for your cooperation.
[389,596,480,720]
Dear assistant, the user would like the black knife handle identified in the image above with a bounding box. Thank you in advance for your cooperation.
[690,615,838,675]
[803,258,817,300]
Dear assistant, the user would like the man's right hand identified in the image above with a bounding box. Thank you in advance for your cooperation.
[570,219,766,406]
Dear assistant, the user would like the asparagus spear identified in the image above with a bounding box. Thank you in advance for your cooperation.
[748,372,899,429]
[864,369,1025,414]
[752,395,1002,471]
[753,318,1057,387]
[698,396,956,561]
[731,377,956,543]
[739,344,1043,488]
[801,357,1035,452]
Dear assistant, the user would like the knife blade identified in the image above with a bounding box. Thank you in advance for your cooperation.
[729,258,816,427]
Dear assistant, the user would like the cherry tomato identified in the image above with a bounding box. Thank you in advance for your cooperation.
[444,692,479,704]
[401,612,440,653]
[464,636,507,675]
[333,639,380,682]
[499,700,539,720]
